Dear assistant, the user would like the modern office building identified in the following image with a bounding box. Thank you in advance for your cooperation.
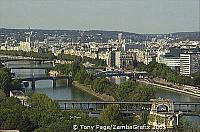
[180,53,200,75]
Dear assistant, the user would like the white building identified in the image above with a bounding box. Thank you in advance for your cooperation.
[158,56,180,70]
[180,53,200,75]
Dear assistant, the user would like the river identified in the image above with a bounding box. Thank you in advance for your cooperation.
[7,61,200,124]
[7,61,98,101]
[108,76,200,123]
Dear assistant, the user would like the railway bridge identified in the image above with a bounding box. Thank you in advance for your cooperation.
[56,99,200,128]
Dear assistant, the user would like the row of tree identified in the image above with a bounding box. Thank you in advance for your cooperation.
[0,50,54,60]
[57,52,106,66]
[53,59,155,102]
[137,62,200,86]
[0,50,106,67]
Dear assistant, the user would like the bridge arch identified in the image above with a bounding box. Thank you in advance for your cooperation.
[150,99,174,113]
[157,104,169,112]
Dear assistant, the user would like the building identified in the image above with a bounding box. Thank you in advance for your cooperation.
[158,55,180,70]
[19,34,34,52]
[144,54,156,65]
[118,33,123,43]
[10,90,28,105]
[122,43,135,51]
[115,51,136,68]
[19,41,32,52]
[44,38,59,45]
[107,51,115,67]
[180,53,200,75]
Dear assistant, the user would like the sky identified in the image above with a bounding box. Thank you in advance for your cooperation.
[0,0,199,34]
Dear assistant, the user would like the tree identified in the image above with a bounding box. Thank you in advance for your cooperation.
[133,113,143,125]
[34,122,69,132]
[115,80,137,100]
[192,73,200,86]
[10,79,21,91]
[0,89,6,100]
[74,69,87,84]
[100,105,121,125]
[178,117,191,131]
[0,96,35,131]
[0,68,12,95]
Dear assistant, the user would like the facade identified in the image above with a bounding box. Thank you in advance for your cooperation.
[10,90,28,105]
[144,55,156,65]
[107,51,115,67]
[19,41,31,52]
[19,36,34,52]
[118,33,123,43]
[135,49,145,63]
[115,51,136,68]
[44,38,59,45]
[180,53,200,75]
[158,56,180,70]
[122,43,135,51]
[115,51,121,68]
[164,57,180,70]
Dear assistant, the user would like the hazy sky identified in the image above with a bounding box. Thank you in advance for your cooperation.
[0,0,199,33]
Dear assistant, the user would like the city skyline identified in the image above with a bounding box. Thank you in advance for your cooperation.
[0,0,199,34]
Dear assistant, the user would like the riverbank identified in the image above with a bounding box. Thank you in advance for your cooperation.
[138,80,200,98]
[72,81,115,101]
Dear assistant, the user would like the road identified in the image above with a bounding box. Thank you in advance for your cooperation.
[137,79,200,98]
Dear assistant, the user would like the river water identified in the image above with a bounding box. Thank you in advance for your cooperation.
[7,61,200,123]
[8,61,98,101]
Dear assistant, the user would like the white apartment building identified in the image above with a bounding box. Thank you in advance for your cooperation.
[180,53,200,75]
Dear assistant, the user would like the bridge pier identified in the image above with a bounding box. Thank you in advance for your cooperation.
[66,79,68,87]
[52,79,57,88]
[67,78,73,87]
[175,114,179,126]
[31,80,35,90]
[52,61,55,67]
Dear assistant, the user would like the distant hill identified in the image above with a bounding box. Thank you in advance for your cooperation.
[0,28,199,43]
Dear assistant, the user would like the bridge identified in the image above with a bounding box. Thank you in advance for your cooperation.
[56,99,200,128]
[0,57,54,64]
[15,75,71,90]
[95,71,134,77]
[3,60,54,70]
[56,100,200,115]
[95,71,148,79]
[85,66,106,70]
[8,66,53,69]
